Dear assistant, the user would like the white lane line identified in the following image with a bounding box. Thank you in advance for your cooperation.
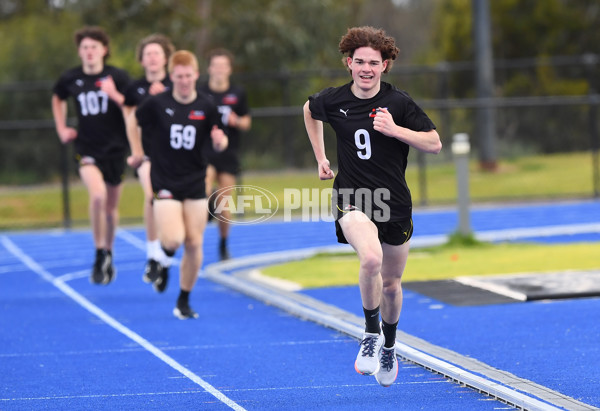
[115,228,147,250]
[0,339,352,358]
[55,269,89,282]
[3,379,448,402]
[0,235,245,411]
[204,248,567,411]
[116,229,180,266]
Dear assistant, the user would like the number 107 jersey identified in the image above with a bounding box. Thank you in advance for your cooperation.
[308,82,436,221]
[53,65,131,159]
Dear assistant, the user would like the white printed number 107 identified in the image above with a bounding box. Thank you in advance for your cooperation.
[355,129,371,160]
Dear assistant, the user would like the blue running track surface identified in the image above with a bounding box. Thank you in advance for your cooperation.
[1,199,599,410]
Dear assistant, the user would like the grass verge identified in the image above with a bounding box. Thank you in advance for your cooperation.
[0,151,596,229]
[260,241,600,288]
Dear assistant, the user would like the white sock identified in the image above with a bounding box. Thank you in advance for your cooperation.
[157,248,172,267]
[159,255,173,267]
[147,240,160,260]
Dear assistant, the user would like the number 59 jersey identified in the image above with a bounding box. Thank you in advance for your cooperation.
[308,82,436,221]
[53,65,131,159]
[135,91,221,194]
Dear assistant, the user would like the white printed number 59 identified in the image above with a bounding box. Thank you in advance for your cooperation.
[170,124,196,150]
[355,129,371,160]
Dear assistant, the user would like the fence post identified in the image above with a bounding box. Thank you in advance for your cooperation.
[591,96,600,198]
[584,53,600,198]
[60,142,72,229]
[452,133,472,235]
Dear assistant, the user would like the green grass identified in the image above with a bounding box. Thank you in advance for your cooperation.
[0,151,596,229]
[2,151,598,288]
[260,241,600,288]
[408,151,595,203]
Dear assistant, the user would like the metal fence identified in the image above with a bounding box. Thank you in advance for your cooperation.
[1,54,599,229]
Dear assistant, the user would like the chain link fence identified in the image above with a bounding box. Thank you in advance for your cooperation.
[1,55,599,229]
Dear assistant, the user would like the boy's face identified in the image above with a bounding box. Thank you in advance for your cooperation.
[78,37,107,67]
[207,55,232,81]
[347,47,388,95]
[141,43,167,73]
[170,64,199,98]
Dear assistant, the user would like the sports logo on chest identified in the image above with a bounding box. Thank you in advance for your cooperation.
[222,94,238,105]
[95,76,110,88]
[369,107,388,117]
[188,110,206,120]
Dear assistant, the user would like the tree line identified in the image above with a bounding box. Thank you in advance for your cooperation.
[0,0,598,183]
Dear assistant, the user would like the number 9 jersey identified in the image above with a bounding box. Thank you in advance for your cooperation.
[135,91,222,197]
[308,81,436,222]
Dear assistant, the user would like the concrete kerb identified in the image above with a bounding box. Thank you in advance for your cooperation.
[203,242,591,411]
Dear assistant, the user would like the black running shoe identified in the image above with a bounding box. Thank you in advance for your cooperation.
[173,301,199,320]
[90,251,106,285]
[152,265,169,293]
[101,252,116,285]
[143,259,161,283]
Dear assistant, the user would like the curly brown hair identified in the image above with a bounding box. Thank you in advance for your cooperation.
[74,26,111,61]
[136,33,176,63]
[339,26,399,73]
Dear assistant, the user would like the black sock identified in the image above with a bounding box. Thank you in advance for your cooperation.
[162,247,176,257]
[219,237,228,249]
[363,306,380,334]
[177,290,190,305]
[382,319,398,349]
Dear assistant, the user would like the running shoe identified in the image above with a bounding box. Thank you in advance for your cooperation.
[173,301,199,320]
[90,252,105,285]
[143,259,161,283]
[375,345,398,387]
[152,265,169,293]
[91,250,113,285]
[101,252,116,285]
[354,332,383,375]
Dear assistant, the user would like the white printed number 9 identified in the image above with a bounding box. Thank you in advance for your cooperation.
[170,124,196,150]
[355,129,371,160]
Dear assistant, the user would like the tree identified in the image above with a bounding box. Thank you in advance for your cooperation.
[427,0,600,156]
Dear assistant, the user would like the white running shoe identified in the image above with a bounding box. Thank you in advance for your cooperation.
[375,345,398,387]
[354,332,384,375]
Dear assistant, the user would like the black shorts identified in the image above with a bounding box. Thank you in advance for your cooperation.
[152,183,207,202]
[207,151,240,176]
[76,154,126,186]
[335,217,413,246]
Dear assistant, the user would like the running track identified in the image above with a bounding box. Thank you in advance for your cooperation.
[1,199,599,410]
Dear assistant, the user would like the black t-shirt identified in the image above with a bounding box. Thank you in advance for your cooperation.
[53,65,131,159]
[309,81,436,221]
[124,77,173,107]
[198,83,249,157]
[135,91,222,193]
[124,76,173,154]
